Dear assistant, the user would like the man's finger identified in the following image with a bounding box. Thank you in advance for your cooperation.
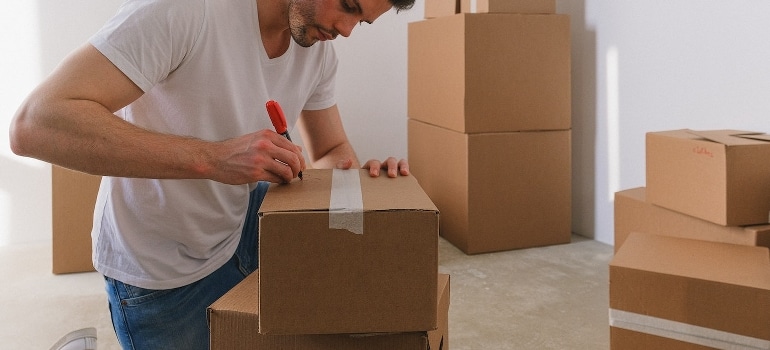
[385,157,399,177]
[398,159,410,176]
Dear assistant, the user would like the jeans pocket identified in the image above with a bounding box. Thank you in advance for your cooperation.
[108,277,176,307]
[104,277,209,350]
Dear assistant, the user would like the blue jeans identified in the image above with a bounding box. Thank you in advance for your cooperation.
[104,182,268,350]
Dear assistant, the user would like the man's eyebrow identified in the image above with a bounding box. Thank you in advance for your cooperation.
[351,0,374,24]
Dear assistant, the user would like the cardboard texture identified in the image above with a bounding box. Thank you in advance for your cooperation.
[52,165,100,274]
[408,13,570,134]
[614,187,770,253]
[609,233,770,349]
[646,129,770,226]
[408,119,571,254]
[425,0,459,18]
[258,169,439,335]
[460,0,555,14]
[208,272,450,350]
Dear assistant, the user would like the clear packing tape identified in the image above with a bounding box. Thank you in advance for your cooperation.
[329,169,364,234]
[609,309,770,349]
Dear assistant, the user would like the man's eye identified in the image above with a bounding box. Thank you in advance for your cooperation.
[342,1,355,12]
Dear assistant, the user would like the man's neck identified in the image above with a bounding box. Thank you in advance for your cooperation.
[257,0,292,58]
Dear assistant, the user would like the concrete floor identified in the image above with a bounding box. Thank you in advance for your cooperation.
[439,235,612,349]
[0,235,612,349]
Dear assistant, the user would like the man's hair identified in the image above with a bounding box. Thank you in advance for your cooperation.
[389,0,415,12]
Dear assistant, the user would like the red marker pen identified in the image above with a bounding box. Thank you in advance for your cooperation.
[266,100,303,180]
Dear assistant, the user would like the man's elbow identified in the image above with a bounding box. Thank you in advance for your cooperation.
[8,105,39,158]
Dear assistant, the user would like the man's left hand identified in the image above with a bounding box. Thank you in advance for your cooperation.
[362,157,409,178]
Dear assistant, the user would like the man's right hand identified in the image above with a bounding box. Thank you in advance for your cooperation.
[209,129,305,185]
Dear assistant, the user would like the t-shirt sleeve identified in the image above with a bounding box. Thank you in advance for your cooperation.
[303,43,338,111]
[89,0,204,93]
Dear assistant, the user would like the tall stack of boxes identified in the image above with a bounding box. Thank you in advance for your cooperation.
[611,129,770,348]
[208,169,449,349]
[408,0,572,254]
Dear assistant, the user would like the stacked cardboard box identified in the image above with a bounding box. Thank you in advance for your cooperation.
[610,233,770,349]
[209,272,450,350]
[611,129,770,348]
[407,1,572,254]
[614,187,770,253]
[424,0,555,19]
[51,165,100,274]
[646,129,770,226]
[208,169,446,349]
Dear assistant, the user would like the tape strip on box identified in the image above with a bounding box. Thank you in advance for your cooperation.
[329,169,364,234]
[609,309,770,350]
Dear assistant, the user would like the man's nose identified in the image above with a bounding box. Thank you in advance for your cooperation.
[335,16,360,38]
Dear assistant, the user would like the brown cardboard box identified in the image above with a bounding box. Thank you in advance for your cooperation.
[646,129,770,226]
[52,165,100,274]
[408,13,570,134]
[208,272,450,350]
[461,0,555,14]
[408,119,571,254]
[258,169,439,335]
[425,0,459,18]
[609,233,770,349]
[614,187,770,253]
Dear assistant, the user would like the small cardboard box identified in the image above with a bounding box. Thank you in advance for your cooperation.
[614,187,770,253]
[408,119,571,254]
[425,0,459,18]
[609,233,770,349]
[208,272,450,350]
[408,13,570,134]
[646,129,770,226]
[52,165,100,274]
[258,169,439,335]
[461,0,555,14]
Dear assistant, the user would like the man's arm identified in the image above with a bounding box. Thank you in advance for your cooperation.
[9,43,303,184]
[297,105,360,169]
[297,105,409,177]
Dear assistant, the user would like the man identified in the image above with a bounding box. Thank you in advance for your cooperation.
[10,0,413,348]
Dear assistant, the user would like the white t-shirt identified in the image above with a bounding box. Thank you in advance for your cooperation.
[89,0,337,289]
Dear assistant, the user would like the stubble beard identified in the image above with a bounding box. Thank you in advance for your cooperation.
[288,0,317,47]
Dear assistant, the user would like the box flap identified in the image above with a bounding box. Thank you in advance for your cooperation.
[737,133,770,142]
[611,233,770,289]
[209,271,260,315]
[686,129,769,146]
[259,169,438,214]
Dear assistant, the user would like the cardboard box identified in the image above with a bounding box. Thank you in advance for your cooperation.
[208,272,450,350]
[52,165,100,274]
[425,0,459,18]
[408,13,570,134]
[408,119,571,254]
[609,233,770,349]
[610,327,718,350]
[461,0,555,14]
[258,169,439,335]
[614,187,770,252]
[646,129,770,226]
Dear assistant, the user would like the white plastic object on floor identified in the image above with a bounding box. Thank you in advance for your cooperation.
[49,327,97,350]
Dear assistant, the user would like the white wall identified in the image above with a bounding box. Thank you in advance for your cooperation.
[1,1,125,246]
[569,1,770,244]
[331,6,423,163]
[3,1,770,247]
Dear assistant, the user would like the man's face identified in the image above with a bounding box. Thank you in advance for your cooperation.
[288,0,393,47]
